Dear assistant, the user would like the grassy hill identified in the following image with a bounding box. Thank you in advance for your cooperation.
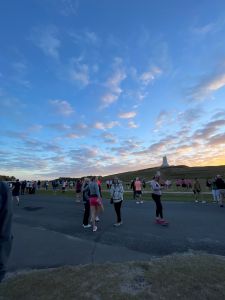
[103,165,225,182]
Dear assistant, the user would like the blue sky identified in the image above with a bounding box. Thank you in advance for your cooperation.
[1,0,225,180]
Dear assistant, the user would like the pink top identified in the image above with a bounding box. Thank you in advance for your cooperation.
[134,180,142,191]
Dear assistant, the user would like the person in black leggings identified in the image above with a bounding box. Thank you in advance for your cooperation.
[110,177,124,226]
[150,176,168,225]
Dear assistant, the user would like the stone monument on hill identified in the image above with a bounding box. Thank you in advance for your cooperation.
[161,156,169,168]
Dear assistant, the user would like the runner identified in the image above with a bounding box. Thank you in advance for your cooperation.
[110,177,124,226]
[150,175,168,226]
[82,178,91,228]
[193,178,203,203]
[211,177,220,203]
[215,175,225,208]
[89,177,103,232]
[134,177,143,204]
[12,179,21,206]
[75,179,82,202]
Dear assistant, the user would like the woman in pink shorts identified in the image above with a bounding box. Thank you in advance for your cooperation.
[89,177,102,232]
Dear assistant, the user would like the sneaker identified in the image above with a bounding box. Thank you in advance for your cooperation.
[136,201,140,204]
[113,222,122,227]
[140,201,144,204]
[160,220,169,226]
[202,201,206,204]
[83,224,91,228]
[155,219,161,224]
[95,216,100,222]
[93,226,98,232]
[220,204,224,208]
[195,200,198,203]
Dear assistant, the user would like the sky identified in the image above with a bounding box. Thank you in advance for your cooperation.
[1,0,225,180]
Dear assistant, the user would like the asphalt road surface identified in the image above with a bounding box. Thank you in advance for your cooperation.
[8,194,225,272]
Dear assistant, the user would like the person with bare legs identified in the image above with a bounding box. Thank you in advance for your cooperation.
[89,177,102,232]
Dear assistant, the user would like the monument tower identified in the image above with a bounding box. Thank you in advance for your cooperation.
[161,155,169,168]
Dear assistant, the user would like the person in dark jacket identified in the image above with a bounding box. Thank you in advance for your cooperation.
[215,175,225,207]
[82,178,91,228]
[0,181,13,282]
[12,179,21,206]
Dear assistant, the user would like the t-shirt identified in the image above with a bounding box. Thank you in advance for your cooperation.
[134,180,142,191]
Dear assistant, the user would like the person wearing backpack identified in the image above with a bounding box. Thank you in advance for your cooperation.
[110,177,124,227]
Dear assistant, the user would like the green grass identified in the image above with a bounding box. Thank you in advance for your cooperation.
[36,189,213,202]
[1,254,225,300]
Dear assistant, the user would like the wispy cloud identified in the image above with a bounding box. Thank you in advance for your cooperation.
[118,111,137,119]
[60,0,79,16]
[31,26,61,59]
[140,66,162,85]
[128,121,139,128]
[100,62,126,108]
[188,70,225,101]
[70,30,101,46]
[49,100,75,116]
[70,61,90,87]
[93,121,120,130]
[12,62,31,88]
[100,132,117,144]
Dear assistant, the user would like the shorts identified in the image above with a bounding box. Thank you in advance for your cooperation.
[193,189,200,194]
[135,191,142,195]
[89,196,101,207]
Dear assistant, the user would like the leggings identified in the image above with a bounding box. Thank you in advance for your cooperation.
[152,193,163,219]
[83,202,90,225]
[114,201,122,223]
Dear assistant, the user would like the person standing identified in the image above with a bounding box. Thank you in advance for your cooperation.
[134,177,143,204]
[110,178,124,226]
[0,181,13,282]
[211,177,220,203]
[150,175,168,226]
[82,178,91,228]
[215,175,225,208]
[89,177,102,232]
[75,179,82,202]
[193,178,202,203]
[12,179,21,206]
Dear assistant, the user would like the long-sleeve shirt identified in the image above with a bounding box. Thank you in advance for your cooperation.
[88,181,100,198]
[110,183,124,203]
[150,180,162,195]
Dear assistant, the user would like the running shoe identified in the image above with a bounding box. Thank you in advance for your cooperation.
[95,216,100,222]
[220,204,224,208]
[136,201,140,204]
[195,200,198,203]
[140,201,144,204]
[93,226,98,232]
[83,224,91,228]
[113,222,123,227]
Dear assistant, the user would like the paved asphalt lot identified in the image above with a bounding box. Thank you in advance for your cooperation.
[8,194,225,272]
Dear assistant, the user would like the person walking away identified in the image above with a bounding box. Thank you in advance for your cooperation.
[215,175,225,207]
[75,180,82,202]
[134,177,143,204]
[193,178,202,203]
[150,176,168,226]
[130,179,136,201]
[89,177,102,232]
[12,179,21,206]
[211,177,220,203]
[21,180,26,195]
[110,178,124,226]
[82,178,91,228]
[0,181,13,282]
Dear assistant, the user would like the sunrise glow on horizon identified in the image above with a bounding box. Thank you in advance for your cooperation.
[1,0,225,180]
